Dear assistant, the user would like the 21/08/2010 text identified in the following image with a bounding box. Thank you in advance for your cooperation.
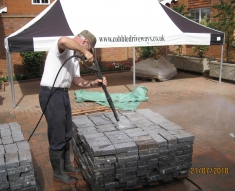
[190,167,229,174]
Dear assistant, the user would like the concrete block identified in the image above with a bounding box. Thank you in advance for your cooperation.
[9,122,21,129]
[0,122,37,191]
[4,143,18,153]
[108,134,133,144]
[83,133,105,140]
[159,131,178,145]
[21,186,37,191]
[77,127,99,135]
[0,154,5,170]
[126,131,149,138]
[135,139,157,150]
[95,124,117,132]
[149,133,167,147]
[19,149,32,166]
[5,152,19,169]
[0,145,5,155]
[21,169,34,177]
[123,128,143,134]
[0,180,9,190]
[1,128,12,137]
[88,115,112,126]
[11,128,23,136]
[72,109,194,191]
[0,123,9,130]
[0,169,7,177]
[17,141,30,151]
[91,145,116,156]
[8,173,20,181]
[115,121,137,130]
[113,142,137,153]
[0,175,8,183]
[89,140,112,148]
[22,175,36,188]
[159,121,183,131]
[7,164,33,176]
[2,136,14,145]
[173,132,195,143]
[12,134,25,142]
[139,124,161,131]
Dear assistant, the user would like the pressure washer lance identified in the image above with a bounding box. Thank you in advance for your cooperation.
[27,55,119,142]
[82,58,119,122]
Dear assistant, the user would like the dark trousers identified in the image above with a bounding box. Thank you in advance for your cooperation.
[39,88,72,151]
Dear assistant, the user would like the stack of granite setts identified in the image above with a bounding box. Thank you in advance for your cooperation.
[72,109,194,191]
[0,122,37,191]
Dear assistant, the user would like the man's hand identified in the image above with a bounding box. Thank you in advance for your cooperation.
[73,77,107,87]
[93,77,107,86]
[84,51,94,62]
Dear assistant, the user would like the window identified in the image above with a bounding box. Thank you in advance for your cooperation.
[190,8,211,23]
[32,0,50,5]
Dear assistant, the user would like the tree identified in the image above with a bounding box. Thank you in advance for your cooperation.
[192,15,209,58]
[172,4,192,19]
[208,0,235,62]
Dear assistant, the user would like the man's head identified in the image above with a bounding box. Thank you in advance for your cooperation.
[74,30,96,55]
[75,30,96,52]
[79,30,96,48]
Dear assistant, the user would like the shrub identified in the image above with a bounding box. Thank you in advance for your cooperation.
[139,46,160,59]
[20,52,46,79]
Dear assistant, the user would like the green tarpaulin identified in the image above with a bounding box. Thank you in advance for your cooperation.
[74,86,148,110]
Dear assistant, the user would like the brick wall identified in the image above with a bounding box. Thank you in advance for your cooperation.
[5,0,55,14]
[0,14,37,76]
[188,0,211,9]
[173,0,235,62]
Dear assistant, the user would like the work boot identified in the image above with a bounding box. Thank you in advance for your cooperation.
[64,142,81,174]
[49,149,78,184]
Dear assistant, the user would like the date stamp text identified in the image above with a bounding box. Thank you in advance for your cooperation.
[190,167,229,174]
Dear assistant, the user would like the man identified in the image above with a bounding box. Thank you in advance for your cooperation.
[39,30,106,184]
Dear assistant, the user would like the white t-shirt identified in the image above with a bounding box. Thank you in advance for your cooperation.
[40,39,80,88]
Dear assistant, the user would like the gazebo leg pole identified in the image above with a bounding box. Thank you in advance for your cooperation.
[219,45,224,84]
[6,51,16,108]
[133,47,136,91]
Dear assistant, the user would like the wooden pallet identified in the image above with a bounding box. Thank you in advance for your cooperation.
[72,106,111,116]
[136,75,159,82]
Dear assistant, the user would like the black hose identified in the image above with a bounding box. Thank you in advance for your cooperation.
[27,55,85,142]
[27,55,119,141]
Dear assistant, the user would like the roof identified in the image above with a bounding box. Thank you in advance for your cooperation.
[4,0,224,52]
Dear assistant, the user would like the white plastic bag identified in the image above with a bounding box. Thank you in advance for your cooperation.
[131,56,177,81]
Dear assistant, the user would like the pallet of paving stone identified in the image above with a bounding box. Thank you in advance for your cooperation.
[71,109,194,191]
[72,106,111,116]
[0,122,37,191]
